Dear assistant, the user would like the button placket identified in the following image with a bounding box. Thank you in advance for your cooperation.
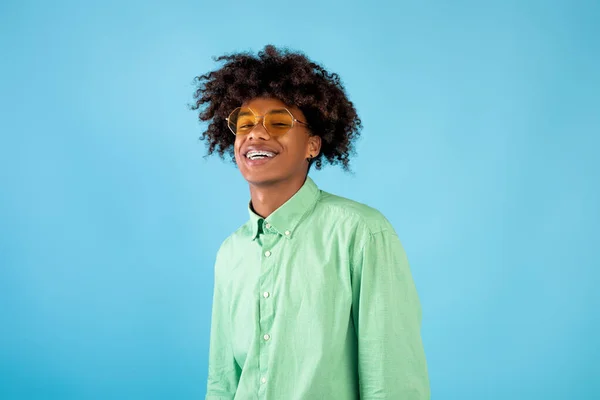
[257,232,279,392]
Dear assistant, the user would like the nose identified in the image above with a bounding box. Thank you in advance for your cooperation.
[247,119,270,140]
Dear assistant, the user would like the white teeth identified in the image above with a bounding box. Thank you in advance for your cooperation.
[247,150,276,160]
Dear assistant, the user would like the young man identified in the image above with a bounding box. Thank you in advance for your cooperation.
[191,45,430,399]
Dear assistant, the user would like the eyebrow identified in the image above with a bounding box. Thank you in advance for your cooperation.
[268,109,290,115]
[238,108,290,117]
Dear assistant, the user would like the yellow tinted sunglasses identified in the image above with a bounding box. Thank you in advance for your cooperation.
[226,107,309,136]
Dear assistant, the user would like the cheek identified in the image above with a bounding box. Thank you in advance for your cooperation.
[280,133,306,154]
[287,137,309,160]
[233,138,244,159]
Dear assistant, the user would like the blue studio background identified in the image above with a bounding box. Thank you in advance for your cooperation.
[1,0,598,399]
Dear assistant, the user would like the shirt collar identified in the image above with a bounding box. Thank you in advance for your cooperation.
[248,176,320,240]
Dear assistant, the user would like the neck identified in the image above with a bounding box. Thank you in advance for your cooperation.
[249,174,307,218]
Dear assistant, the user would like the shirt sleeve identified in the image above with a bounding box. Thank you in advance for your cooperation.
[206,250,241,400]
[352,229,430,399]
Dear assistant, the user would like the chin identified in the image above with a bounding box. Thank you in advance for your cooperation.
[243,171,284,187]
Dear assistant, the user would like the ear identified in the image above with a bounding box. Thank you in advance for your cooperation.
[307,135,322,158]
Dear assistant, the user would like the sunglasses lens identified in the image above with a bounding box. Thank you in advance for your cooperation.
[227,108,296,136]
[228,108,256,135]
[264,110,294,136]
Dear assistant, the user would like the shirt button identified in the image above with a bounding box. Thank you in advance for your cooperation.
[263,291,270,298]
[264,250,271,257]
[261,377,267,384]
[263,334,270,341]
[265,223,271,229]
[284,230,290,236]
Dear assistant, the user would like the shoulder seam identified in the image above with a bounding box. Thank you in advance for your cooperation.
[351,228,398,276]
[319,201,390,236]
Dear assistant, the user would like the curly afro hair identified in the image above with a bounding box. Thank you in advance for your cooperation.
[189,45,362,171]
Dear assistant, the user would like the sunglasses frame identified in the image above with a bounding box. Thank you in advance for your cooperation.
[226,107,310,136]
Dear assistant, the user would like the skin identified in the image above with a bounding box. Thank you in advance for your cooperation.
[233,97,321,218]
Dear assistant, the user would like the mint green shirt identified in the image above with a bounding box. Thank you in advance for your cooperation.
[206,177,430,399]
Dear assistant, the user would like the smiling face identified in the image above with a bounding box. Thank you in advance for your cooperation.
[233,97,321,187]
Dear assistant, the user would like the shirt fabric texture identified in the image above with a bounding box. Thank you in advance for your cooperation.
[206,177,430,399]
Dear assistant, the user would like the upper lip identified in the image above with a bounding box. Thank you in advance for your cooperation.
[243,145,279,157]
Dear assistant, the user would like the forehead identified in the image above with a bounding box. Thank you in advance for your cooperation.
[241,97,299,114]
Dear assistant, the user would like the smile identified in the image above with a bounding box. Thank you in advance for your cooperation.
[246,150,277,160]
[244,150,278,166]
